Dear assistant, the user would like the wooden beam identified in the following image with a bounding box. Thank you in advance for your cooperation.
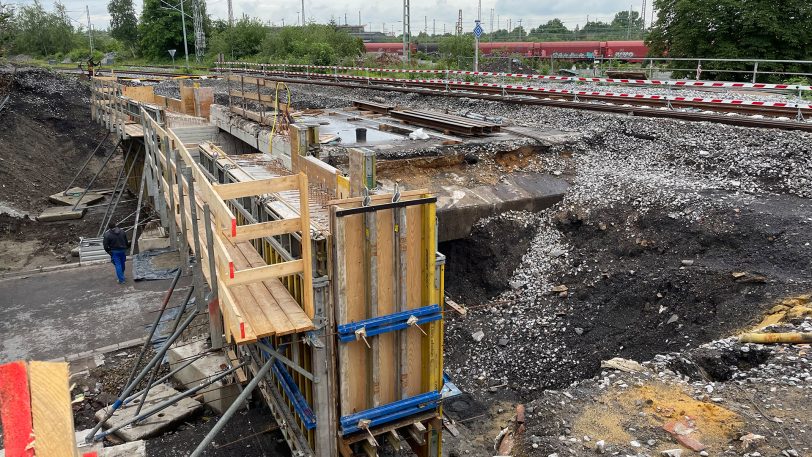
[225,259,304,286]
[386,430,403,451]
[444,297,467,316]
[29,361,78,457]
[0,361,35,457]
[298,172,315,319]
[214,174,299,200]
[405,422,426,446]
[226,217,301,242]
[361,438,378,457]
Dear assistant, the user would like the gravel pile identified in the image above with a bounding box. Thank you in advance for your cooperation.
[517,317,812,457]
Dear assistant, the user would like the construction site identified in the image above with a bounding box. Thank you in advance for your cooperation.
[0,62,810,457]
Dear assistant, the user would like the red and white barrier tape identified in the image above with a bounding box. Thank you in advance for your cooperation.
[216,66,812,110]
[219,61,812,92]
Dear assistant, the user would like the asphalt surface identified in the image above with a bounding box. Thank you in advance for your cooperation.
[0,262,191,362]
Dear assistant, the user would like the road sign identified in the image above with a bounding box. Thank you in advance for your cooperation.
[473,21,483,39]
[168,49,177,58]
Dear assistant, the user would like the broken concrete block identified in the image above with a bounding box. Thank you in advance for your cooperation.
[168,340,240,415]
[94,383,201,441]
[37,206,86,221]
[471,330,485,342]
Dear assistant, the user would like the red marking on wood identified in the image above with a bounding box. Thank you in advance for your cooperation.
[0,361,35,457]
[208,298,220,315]
[82,453,99,457]
[229,262,235,279]
[231,219,237,237]
[240,322,246,339]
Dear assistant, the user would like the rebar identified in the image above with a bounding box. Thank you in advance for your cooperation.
[64,131,111,195]
[70,138,122,211]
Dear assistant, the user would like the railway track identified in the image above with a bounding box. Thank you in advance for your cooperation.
[64,66,812,131]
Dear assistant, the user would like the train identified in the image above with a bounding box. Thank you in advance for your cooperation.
[363,40,649,60]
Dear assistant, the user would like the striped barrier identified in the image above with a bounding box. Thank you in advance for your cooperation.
[218,62,812,92]
[216,67,812,111]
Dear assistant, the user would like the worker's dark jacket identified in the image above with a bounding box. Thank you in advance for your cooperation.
[103,227,129,254]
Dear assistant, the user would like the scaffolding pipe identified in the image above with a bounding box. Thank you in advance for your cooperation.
[130,166,148,256]
[70,138,122,211]
[189,357,274,457]
[94,141,133,226]
[93,361,247,441]
[63,131,111,195]
[99,148,140,237]
[132,284,194,420]
[85,307,201,443]
[120,268,182,397]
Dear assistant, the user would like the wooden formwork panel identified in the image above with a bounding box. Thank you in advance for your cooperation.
[331,194,440,417]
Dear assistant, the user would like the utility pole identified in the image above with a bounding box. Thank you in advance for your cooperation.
[490,8,494,41]
[455,9,462,35]
[192,0,206,63]
[433,19,435,36]
[359,11,361,27]
[424,15,427,35]
[402,0,411,63]
[641,0,646,31]
[301,0,305,25]
[517,18,522,40]
[86,5,94,55]
[180,0,190,68]
[227,0,233,26]
[627,4,632,39]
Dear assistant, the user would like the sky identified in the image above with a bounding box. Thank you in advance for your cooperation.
[9,0,653,35]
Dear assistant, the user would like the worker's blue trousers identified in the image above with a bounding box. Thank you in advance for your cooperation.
[110,249,127,283]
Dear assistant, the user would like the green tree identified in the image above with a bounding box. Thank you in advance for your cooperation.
[108,0,138,53]
[647,0,812,80]
[12,0,75,56]
[208,16,268,60]
[260,24,363,65]
[611,10,644,36]
[530,19,571,40]
[0,2,15,55]
[139,0,209,62]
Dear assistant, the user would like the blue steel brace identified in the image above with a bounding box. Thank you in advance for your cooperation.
[337,304,442,343]
[260,340,317,430]
[339,391,442,435]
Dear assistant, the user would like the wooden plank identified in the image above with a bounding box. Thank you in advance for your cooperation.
[214,175,299,200]
[343,212,368,414]
[179,84,196,115]
[0,361,35,457]
[232,242,296,334]
[404,204,423,398]
[376,209,396,406]
[298,172,315,319]
[219,280,258,343]
[227,218,302,242]
[396,207,409,399]
[327,189,429,208]
[444,297,467,316]
[226,259,304,286]
[29,361,78,457]
[366,211,379,407]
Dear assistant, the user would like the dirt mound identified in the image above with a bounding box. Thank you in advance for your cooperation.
[0,67,118,214]
[442,213,540,304]
[444,191,812,392]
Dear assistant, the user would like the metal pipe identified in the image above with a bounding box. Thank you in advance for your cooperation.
[64,131,111,195]
[99,147,140,237]
[93,361,247,441]
[130,165,148,256]
[189,357,274,457]
[70,138,122,211]
[120,269,182,397]
[132,284,194,419]
[96,141,134,231]
[85,307,201,442]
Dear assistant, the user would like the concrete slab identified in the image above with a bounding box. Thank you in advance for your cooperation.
[37,206,86,221]
[100,440,146,456]
[435,173,569,241]
[94,383,201,441]
[168,340,240,414]
[49,187,105,207]
[0,263,192,362]
[137,225,170,252]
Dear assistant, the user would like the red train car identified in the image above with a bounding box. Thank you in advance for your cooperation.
[603,41,648,60]
[479,41,538,57]
[539,41,602,59]
[363,42,417,56]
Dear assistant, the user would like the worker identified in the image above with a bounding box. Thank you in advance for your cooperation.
[86,56,99,78]
[103,221,130,284]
